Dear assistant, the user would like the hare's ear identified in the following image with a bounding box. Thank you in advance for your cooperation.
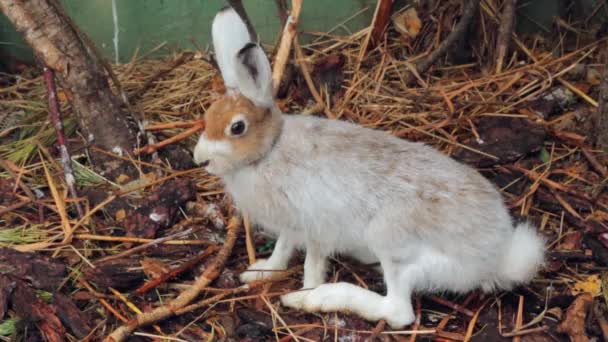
[234,42,273,108]
[212,6,251,93]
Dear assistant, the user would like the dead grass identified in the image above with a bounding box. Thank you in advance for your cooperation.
[0,0,607,341]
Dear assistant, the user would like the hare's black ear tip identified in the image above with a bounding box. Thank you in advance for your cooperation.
[237,42,258,56]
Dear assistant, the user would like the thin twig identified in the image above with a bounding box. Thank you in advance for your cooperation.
[407,0,480,84]
[243,212,257,265]
[595,46,608,147]
[95,218,205,263]
[133,121,205,155]
[369,0,393,50]
[133,244,219,295]
[104,216,241,342]
[43,67,83,217]
[494,0,517,73]
[272,0,303,96]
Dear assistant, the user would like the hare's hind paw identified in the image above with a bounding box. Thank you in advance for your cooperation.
[280,290,310,309]
[280,282,415,329]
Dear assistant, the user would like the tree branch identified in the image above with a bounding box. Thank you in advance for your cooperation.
[272,0,303,96]
[595,48,608,147]
[104,216,241,342]
[494,0,517,73]
[407,0,480,84]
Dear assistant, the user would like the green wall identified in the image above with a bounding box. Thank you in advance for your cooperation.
[0,0,376,64]
[1,0,606,65]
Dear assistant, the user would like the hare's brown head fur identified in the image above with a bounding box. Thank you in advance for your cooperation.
[194,94,282,175]
[193,7,281,175]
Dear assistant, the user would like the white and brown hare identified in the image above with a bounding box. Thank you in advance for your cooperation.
[193,6,545,329]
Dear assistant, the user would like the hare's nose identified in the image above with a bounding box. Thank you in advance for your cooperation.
[198,159,210,167]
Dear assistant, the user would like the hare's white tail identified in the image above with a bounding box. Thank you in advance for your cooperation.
[499,222,545,287]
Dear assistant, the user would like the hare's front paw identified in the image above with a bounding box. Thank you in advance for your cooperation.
[239,259,285,283]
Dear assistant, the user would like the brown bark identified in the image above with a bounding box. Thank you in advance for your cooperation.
[494,0,517,74]
[595,51,608,148]
[407,0,480,84]
[369,0,394,49]
[0,0,139,179]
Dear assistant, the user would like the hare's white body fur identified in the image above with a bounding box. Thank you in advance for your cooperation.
[194,7,545,329]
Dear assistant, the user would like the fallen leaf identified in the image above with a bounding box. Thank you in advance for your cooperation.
[0,248,67,291]
[586,67,602,85]
[453,117,546,167]
[557,293,592,342]
[141,258,171,279]
[561,230,583,250]
[57,90,68,102]
[115,173,130,184]
[571,274,601,297]
[115,209,126,222]
[392,7,422,38]
[83,258,145,290]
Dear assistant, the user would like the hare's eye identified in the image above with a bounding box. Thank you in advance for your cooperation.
[230,120,246,136]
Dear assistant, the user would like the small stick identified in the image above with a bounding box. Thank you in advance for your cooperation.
[581,148,607,177]
[408,297,422,342]
[78,278,129,323]
[369,319,387,341]
[494,0,517,74]
[274,0,289,27]
[293,38,335,118]
[133,121,205,155]
[427,295,475,317]
[104,216,241,342]
[133,244,219,295]
[0,159,37,201]
[243,212,257,265]
[369,0,393,50]
[108,287,165,335]
[144,120,204,131]
[595,53,608,147]
[0,199,33,216]
[272,0,303,96]
[407,0,480,84]
[513,296,524,342]
[501,326,549,338]
[174,283,253,315]
[510,165,592,201]
[43,67,83,217]
[74,233,207,245]
[95,218,204,263]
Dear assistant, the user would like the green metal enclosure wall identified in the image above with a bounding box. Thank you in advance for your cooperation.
[0,0,377,64]
[0,0,606,65]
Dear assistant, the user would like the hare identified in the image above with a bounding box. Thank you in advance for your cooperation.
[193,6,545,329]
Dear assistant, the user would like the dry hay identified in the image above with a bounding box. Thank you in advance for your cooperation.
[0,0,607,341]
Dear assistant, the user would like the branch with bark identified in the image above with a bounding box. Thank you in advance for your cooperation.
[0,0,140,180]
[272,0,303,96]
[43,67,83,217]
[407,0,480,84]
[104,216,241,342]
[494,0,517,73]
[595,47,608,147]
